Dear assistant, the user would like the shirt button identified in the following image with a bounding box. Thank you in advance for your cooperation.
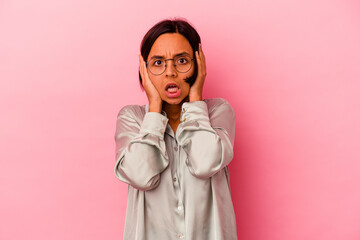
[178,233,184,239]
[182,107,185,112]
[173,177,177,182]
[174,146,178,151]
[177,205,183,211]
[183,117,186,122]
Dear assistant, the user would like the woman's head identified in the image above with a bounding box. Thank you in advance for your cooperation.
[139,18,201,104]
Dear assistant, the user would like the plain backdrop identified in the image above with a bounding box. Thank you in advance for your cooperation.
[1,0,360,239]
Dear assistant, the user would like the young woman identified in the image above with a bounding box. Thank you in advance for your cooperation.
[114,18,237,240]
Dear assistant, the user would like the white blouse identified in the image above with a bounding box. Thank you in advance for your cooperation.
[114,98,238,240]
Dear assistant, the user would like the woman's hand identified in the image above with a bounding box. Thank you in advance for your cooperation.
[189,43,206,102]
[139,54,162,112]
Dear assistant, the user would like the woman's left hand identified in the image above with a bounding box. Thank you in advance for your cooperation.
[189,43,206,102]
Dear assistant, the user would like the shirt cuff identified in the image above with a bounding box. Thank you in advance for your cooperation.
[180,100,210,123]
[139,112,168,138]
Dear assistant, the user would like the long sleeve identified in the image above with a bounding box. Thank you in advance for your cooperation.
[175,98,235,179]
[114,105,169,191]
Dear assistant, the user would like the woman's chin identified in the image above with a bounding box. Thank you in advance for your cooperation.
[162,95,188,105]
[163,99,182,105]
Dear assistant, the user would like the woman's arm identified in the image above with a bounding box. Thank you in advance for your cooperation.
[175,98,235,179]
[114,105,169,191]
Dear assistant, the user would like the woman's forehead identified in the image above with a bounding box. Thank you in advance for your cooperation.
[149,33,193,58]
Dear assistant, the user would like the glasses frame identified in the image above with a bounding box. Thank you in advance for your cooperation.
[146,55,195,76]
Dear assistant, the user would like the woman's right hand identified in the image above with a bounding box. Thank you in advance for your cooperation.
[139,55,162,112]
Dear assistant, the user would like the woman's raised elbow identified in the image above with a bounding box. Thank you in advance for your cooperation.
[186,141,234,179]
[115,164,161,191]
[129,174,161,191]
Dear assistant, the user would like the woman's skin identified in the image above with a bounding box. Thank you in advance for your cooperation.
[138,33,206,134]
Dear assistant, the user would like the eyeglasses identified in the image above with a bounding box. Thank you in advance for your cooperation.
[146,55,195,75]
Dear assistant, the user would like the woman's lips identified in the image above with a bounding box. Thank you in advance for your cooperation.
[165,86,181,98]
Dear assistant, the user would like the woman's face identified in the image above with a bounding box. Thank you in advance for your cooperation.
[146,33,195,105]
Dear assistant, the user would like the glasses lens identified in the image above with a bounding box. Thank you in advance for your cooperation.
[148,58,165,75]
[147,56,193,75]
[175,56,192,73]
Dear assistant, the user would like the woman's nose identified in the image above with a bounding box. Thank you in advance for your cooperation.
[165,60,177,77]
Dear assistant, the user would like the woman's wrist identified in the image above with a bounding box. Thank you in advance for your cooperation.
[149,101,162,113]
[189,93,203,102]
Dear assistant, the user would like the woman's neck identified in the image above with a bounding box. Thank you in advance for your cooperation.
[162,96,189,122]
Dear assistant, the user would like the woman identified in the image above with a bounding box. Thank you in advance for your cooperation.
[114,18,237,239]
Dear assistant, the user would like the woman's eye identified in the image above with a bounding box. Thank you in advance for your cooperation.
[177,58,188,64]
[154,60,163,66]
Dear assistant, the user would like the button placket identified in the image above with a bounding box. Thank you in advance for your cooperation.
[171,137,184,240]
[180,107,186,123]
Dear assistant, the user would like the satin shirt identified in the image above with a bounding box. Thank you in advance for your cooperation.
[114,98,237,240]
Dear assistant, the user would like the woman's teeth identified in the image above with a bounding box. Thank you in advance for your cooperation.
[167,86,179,92]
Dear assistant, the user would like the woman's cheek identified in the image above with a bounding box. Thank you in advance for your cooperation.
[150,77,161,91]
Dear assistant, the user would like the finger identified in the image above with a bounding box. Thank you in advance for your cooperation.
[140,56,147,78]
[195,51,202,71]
[198,55,206,78]
[142,59,150,80]
[199,43,205,61]
[196,50,206,77]
[196,46,203,66]
[139,55,147,85]
[140,55,152,87]
[199,44,206,70]
[138,55,142,77]
[139,55,143,77]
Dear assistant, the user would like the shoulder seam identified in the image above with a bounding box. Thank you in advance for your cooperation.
[208,98,230,114]
[117,104,142,119]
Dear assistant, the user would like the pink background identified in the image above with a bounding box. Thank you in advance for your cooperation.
[1,0,360,239]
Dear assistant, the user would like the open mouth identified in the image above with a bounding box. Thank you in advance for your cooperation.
[165,83,179,92]
[165,83,181,98]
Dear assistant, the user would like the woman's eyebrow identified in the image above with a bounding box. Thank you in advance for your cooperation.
[150,51,190,59]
